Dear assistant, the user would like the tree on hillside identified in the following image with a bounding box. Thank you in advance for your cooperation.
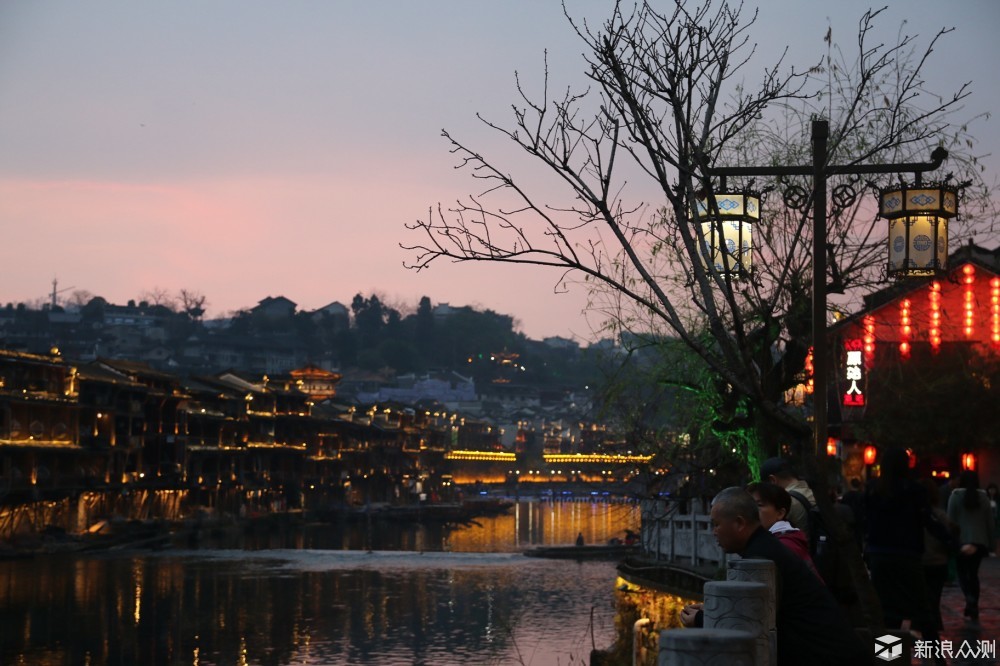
[139,287,177,311]
[433,307,525,374]
[414,296,436,358]
[178,289,207,321]
[351,294,396,346]
[80,296,108,323]
[67,290,95,309]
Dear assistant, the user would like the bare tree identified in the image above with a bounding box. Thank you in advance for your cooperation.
[403,2,995,632]
[139,287,177,311]
[178,289,208,320]
[404,0,989,451]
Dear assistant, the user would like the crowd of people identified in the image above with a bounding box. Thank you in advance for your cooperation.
[677,450,998,666]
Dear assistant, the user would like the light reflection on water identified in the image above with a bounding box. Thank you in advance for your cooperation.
[0,500,639,665]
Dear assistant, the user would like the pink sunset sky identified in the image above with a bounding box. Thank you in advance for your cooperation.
[1,1,998,341]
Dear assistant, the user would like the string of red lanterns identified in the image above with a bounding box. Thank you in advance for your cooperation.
[990,277,1000,345]
[963,264,976,338]
[863,315,876,368]
[898,299,912,358]
[929,281,942,351]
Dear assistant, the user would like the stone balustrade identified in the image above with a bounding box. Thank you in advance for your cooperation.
[727,558,777,666]
[639,500,724,568]
[658,558,777,665]
[658,628,756,666]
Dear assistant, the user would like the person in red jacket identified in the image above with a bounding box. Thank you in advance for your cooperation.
[746,481,821,579]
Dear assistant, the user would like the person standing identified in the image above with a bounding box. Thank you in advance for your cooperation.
[745,481,820,576]
[921,478,955,634]
[840,477,866,549]
[864,448,940,643]
[947,470,997,623]
[759,457,815,534]
[986,482,1000,533]
[939,475,959,512]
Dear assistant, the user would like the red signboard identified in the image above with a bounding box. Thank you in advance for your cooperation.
[842,338,865,406]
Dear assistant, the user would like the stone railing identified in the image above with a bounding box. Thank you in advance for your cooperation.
[658,558,776,666]
[639,499,724,568]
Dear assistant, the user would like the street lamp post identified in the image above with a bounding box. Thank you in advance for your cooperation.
[703,119,948,457]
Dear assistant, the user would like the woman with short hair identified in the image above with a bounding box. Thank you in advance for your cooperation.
[746,481,820,577]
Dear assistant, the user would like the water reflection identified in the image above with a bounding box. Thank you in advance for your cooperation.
[177,499,639,553]
[611,577,695,666]
[448,499,636,552]
[1,500,639,666]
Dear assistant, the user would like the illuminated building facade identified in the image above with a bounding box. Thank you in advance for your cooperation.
[0,351,649,538]
[828,242,1000,480]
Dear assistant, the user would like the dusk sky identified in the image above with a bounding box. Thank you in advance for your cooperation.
[2,1,998,341]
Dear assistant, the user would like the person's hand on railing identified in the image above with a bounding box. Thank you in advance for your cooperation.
[679,602,704,627]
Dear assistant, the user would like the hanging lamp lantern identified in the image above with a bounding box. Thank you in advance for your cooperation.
[694,190,758,278]
[961,452,977,471]
[879,183,958,278]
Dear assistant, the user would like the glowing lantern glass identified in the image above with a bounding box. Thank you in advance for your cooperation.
[826,438,839,457]
[694,191,758,278]
[863,445,878,466]
[879,184,958,278]
[961,452,976,471]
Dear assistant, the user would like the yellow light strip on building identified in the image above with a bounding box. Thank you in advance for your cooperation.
[444,450,517,462]
[543,453,653,464]
[0,439,80,449]
[246,441,307,450]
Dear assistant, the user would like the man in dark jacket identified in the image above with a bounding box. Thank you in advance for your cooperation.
[681,487,867,666]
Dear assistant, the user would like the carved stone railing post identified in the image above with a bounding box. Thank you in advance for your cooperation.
[658,628,756,666]
[702,580,770,666]
[727,559,777,666]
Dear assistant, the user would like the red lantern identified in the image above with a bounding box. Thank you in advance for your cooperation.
[826,438,838,457]
[961,453,976,471]
[863,445,878,466]
[906,449,917,469]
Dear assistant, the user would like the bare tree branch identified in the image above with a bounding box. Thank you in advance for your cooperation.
[402,0,991,444]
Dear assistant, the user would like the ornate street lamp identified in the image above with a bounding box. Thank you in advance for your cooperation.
[703,120,948,456]
[879,183,959,278]
[694,189,759,278]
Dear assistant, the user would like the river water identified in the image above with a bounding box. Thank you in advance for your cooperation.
[1,499,641,666]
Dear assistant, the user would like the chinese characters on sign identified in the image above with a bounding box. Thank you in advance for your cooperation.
[842,338,865,406]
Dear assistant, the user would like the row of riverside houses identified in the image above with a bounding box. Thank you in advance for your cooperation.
[0,349,460,536]
[0,348,642,540]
